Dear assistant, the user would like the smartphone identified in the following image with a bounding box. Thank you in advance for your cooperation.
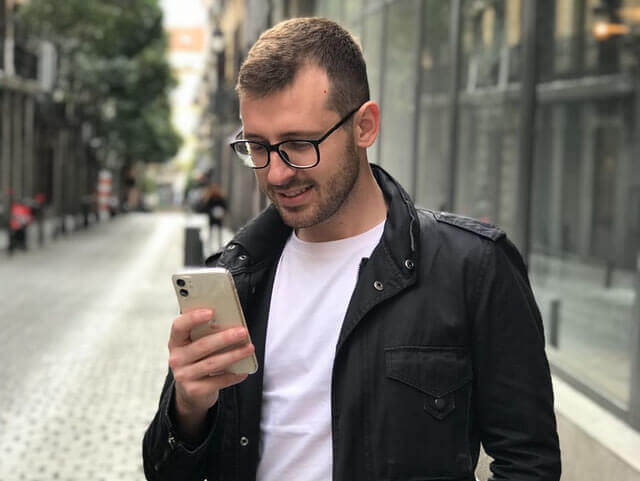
[172,267,258,375]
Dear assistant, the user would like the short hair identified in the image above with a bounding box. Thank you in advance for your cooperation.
[236,17,370,116]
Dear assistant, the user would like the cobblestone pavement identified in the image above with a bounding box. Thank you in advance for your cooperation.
[0,213,194,481]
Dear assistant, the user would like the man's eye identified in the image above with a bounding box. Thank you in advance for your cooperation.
[283,141,313,151]
[249,143,267,153]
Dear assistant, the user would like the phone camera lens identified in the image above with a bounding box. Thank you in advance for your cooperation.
[176,279,186,287]
[179,289,189,297]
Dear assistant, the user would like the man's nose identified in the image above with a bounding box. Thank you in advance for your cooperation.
[267,149,296,186]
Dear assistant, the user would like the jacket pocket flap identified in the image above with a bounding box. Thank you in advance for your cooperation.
[384,346,472,397]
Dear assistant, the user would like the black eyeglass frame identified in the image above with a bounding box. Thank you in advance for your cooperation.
[230,104,363,169]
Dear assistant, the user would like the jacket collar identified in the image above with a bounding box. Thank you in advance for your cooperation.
[227,163,419,272]
[371,164,419,278]
[231,203,290,264]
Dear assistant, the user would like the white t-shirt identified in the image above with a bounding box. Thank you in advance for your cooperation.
[256,221,385,481]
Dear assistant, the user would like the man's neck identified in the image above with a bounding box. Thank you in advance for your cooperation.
[295,164,387,243]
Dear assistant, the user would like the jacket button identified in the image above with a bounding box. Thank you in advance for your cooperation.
[404,259,415,270]
[227,244,236,250]
[238,254,248,261]
[434,398,447,411]
[373,281,384,291]
[240,436,249,447]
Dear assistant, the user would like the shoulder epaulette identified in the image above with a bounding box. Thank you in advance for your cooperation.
[433,211,505,242]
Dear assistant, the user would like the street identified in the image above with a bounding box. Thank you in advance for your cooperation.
[0,211,637,481]
[0,213,186,480]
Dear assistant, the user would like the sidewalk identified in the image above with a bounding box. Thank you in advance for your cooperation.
[0,212,108,252]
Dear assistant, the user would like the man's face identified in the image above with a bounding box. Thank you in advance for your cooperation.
[239,65,361,231]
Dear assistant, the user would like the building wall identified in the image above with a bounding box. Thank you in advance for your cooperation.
[0,0,102,251]
[311,0,640,421]
[321,3,640,478]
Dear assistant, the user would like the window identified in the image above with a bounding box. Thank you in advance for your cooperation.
[416,0,451,210]
[361,9,384,166]
[378,0,421,192]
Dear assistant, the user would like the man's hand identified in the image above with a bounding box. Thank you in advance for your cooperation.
[167,308,254,441]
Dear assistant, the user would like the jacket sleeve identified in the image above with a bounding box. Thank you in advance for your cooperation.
[471,237,561,481]
[142,368,221,481]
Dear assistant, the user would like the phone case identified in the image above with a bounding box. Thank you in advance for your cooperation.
[171,267,258,375]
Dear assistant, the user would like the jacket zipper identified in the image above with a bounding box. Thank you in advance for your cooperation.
[357,257,368,279]
[154,432,177,472]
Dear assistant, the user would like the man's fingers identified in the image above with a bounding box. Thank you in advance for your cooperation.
[175,342,255,382]
[169,309,214,348]
[205,372,249,389]
[176,327,248,366]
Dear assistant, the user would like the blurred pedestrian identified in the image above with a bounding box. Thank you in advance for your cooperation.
[186,170,228,250]
[10,201,33,251]
[201,183,227,250]
[144,17,561,481]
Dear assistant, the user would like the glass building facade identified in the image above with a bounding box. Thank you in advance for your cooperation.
[313,0,640,429]
[211,0,640,430]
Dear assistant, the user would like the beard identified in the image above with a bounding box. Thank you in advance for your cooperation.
[266,137,361,230]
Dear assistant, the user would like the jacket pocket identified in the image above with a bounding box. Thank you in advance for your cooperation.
[378,346,474,479]
[385,346,472,420]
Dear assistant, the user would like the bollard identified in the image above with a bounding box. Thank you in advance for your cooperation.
[604,260,614,288]
[184,226,204,267]
[548,298,561,348]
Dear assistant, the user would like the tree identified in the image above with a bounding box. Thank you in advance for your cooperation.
[17,0,181,166]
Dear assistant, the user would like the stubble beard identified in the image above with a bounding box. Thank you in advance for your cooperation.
[268,138,361,229]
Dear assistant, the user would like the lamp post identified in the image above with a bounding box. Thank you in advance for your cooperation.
[211,27,225,55]
[211,25,226,95]
[210,24,225,187]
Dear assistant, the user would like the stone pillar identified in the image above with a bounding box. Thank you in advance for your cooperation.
[1,89,11,248]
[613,99,633,269]
[11,91,23,200]
[23,95,35,198]
[577,102,596,258]
[498,104,520,240]
[513,0,540,259]
[549,105,567,252]
[244,0,271,48]
[473,106,498,222]
[69,129,79,217]
[1,90,11,198]
[53,129,66,234]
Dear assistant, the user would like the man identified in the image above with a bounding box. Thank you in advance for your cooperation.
[143,17,561,481]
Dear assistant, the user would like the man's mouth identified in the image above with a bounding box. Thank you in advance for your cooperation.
[277,185,313,198]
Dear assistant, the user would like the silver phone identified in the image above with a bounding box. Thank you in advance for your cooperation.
[171,267,258,375]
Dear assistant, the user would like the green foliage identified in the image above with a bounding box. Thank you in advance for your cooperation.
[18,0,181,165]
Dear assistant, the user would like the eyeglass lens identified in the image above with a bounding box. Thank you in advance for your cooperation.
[234,140,317,168]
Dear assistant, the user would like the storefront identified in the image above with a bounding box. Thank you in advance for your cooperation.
[206,0,640,433]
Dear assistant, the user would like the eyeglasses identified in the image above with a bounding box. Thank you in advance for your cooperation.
[230,105,362,169]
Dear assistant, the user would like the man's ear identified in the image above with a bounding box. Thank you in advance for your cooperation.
[353,100,380,149]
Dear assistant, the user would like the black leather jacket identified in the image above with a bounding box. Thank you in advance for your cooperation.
[143,165,561,481]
